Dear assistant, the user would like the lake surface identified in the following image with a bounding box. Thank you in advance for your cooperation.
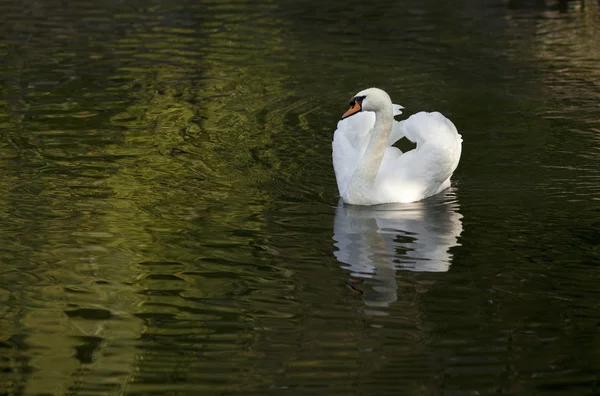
[1,0,599,394]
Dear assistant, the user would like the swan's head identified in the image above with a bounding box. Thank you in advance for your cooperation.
[341,87,392,119]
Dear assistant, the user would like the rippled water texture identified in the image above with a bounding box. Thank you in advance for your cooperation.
[1,0,599,394]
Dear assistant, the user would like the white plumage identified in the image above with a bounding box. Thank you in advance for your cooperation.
[333,87,462,205]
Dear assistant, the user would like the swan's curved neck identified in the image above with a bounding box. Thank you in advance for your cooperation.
[344,107,393,203]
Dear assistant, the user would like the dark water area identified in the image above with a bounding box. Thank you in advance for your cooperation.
[1,0,599,394]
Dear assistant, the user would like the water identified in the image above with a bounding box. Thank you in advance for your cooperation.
[1,0,599,394]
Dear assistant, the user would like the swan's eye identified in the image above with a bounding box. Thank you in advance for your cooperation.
[348,95,366,107]
[341,97,364,119]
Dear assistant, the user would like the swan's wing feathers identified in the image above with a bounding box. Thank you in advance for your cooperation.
[332,130,357,195]
[392,104,404,116]
[333,112,376,195]
[403,111,460,148]
[380,111,462,200]
[335,111,375,146]
[388,120,405,146]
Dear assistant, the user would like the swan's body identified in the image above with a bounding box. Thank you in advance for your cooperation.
[333,88,462,205]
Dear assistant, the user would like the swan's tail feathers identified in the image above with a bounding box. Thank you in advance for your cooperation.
[392,104,404,116]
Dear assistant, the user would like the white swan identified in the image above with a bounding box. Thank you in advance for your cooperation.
[332,87,462,205]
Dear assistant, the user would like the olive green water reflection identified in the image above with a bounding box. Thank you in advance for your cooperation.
[1,0,599,395]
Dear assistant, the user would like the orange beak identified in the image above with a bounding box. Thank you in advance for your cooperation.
[342,101,361,119]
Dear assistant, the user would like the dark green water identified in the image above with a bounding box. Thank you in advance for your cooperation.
[1,0,599,394]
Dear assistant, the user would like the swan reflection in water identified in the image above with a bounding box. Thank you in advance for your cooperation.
[333,189,463,310]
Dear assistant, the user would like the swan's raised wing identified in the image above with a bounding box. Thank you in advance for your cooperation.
[392,104,404,116]
[333,111,375,195]
[379,111,462,202]
[388,104,405,146]
[403,111,461,148]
